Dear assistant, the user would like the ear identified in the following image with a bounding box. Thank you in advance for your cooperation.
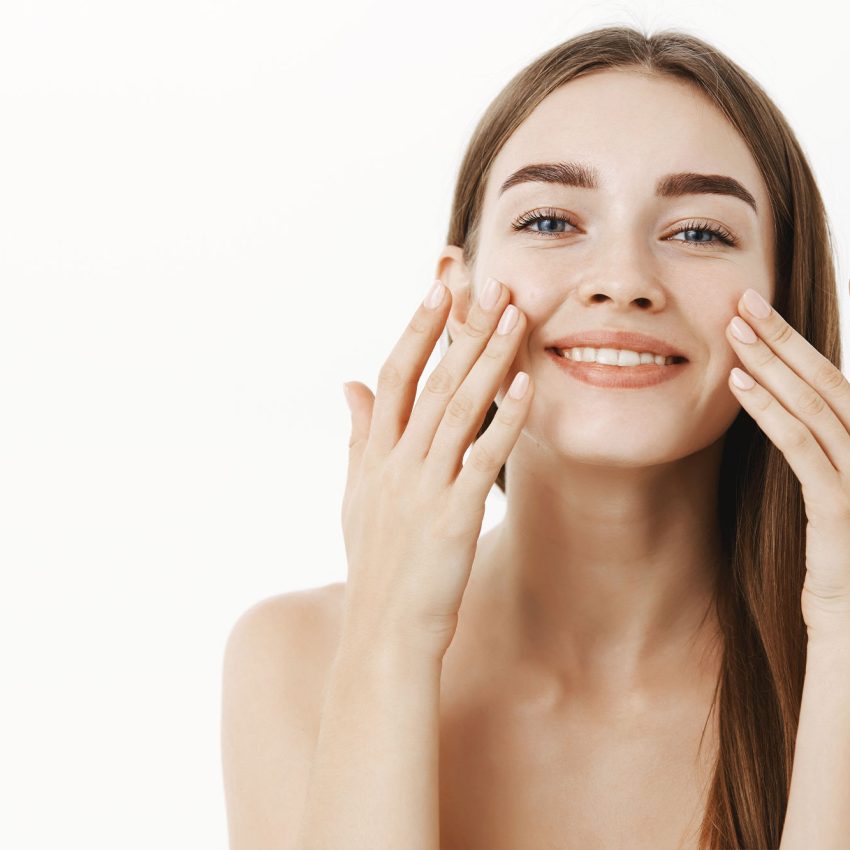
[435,245,475,341]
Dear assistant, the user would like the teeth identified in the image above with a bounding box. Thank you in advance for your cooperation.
[554,347,678,366]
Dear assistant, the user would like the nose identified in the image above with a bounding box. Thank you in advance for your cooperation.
[574,234,667,311]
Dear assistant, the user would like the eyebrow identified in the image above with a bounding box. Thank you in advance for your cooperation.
[498,161,758,214]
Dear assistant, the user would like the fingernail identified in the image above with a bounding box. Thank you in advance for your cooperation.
[480,277,501,310]
[730,316,757,343]
[497,304,519,335]
[508,371,529,399]
[743,288,771,319]
[730,367,755,389]
[424,279,446,310]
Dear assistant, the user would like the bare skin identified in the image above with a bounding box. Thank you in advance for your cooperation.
[437,66,772,700]
[436,528,723,850]
[427,67,773,846]
[314,542,722,850]
[223,67,775,849]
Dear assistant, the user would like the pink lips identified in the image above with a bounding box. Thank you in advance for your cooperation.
[545,348,689,389]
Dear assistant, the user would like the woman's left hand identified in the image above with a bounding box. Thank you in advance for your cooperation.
[725,286,850,642]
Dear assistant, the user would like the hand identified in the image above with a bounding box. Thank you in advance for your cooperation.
[726,286,850,641]
[339,277,532,660]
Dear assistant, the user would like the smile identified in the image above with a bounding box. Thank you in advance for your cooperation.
[550,346,687,366]
[545,347,690,388]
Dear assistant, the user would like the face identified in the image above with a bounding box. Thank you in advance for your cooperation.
[439,68,776,467]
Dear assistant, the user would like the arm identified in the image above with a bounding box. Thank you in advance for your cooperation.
[222,591,334,850]
[293,635,443,850]
[779,634,850,850]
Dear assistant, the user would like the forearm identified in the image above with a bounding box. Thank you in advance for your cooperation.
[780,635,850,850]
[294,636,443,850]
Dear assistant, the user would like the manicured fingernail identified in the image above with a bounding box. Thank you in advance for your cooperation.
[743,288,771,319]
[424,279,446,309]
[730,316,757,343]
[497,304,518,335]
[480,277,501,310]
[730,367,755,389]
[508,371,529,399]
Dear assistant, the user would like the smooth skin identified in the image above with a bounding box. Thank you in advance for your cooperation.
[222,67,781,849]
[222,275,534,850]
[434,67,774,708]
[339,275,532,661]
[293,276,533,849]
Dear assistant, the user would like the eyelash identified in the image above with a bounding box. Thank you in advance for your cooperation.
[510,208,739,248]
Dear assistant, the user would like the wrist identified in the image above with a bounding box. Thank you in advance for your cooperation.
[336,627,446,673]
[806,615,850,651]
[339,605,454,667]
[805,628,850,670]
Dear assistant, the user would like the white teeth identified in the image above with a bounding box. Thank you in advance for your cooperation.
[555,347,678,366]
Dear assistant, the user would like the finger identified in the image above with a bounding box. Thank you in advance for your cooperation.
[393,277,512,463]
[727,299,850,474]
[451,368,533,508]
[365,280,453,462]
[737,288,850,434]
[728,367,843,512]
[423,300,527,489]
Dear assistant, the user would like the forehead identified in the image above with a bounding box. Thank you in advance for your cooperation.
[485,68,769,214]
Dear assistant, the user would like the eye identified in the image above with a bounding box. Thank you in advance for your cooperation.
[511,208,578,238]
[511,210,739,249]
[667,219,738,248]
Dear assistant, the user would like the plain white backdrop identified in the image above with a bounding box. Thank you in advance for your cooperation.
[1,1,847,847]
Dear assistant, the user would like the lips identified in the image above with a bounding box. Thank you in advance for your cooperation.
[545,347,689,388]
[545,329,688,361]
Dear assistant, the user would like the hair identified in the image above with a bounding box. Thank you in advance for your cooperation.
[441,25,842,850]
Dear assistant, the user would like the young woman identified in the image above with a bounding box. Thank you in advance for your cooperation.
[221,26,850,850]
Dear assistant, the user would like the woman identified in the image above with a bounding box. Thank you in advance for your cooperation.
[221,26,850,849]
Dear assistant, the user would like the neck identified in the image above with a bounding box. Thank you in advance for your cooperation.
[464,434,727,700]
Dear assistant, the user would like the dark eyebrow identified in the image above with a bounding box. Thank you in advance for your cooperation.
[498,161,758,214]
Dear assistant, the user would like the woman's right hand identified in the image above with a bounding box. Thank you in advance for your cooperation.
[338,276,533,661]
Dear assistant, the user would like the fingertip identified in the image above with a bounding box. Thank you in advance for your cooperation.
[507,371,529,400]
[423,280,447,310]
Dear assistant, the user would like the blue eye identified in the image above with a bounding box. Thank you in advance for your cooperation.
[511,208,578,237]
[668,219,738,248]
[511,209,738,248]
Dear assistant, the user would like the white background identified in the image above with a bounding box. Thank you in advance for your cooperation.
[1,1,847,847]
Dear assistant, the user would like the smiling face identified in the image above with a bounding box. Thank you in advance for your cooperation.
[441,67,776,467]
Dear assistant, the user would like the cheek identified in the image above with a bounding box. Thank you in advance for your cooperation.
[481,242,552,284]
[479,257,564,320]
[700,319,741,389]
[694,335,746,433]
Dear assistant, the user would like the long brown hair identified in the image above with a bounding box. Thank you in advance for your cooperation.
[443,25,842,849]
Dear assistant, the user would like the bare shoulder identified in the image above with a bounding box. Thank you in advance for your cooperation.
[221,581,346,850]
[222,579,347,724]
[225,581,346,669]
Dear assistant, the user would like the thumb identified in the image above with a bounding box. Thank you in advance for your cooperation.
[342,380,374,450]
[341,381,374,517]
